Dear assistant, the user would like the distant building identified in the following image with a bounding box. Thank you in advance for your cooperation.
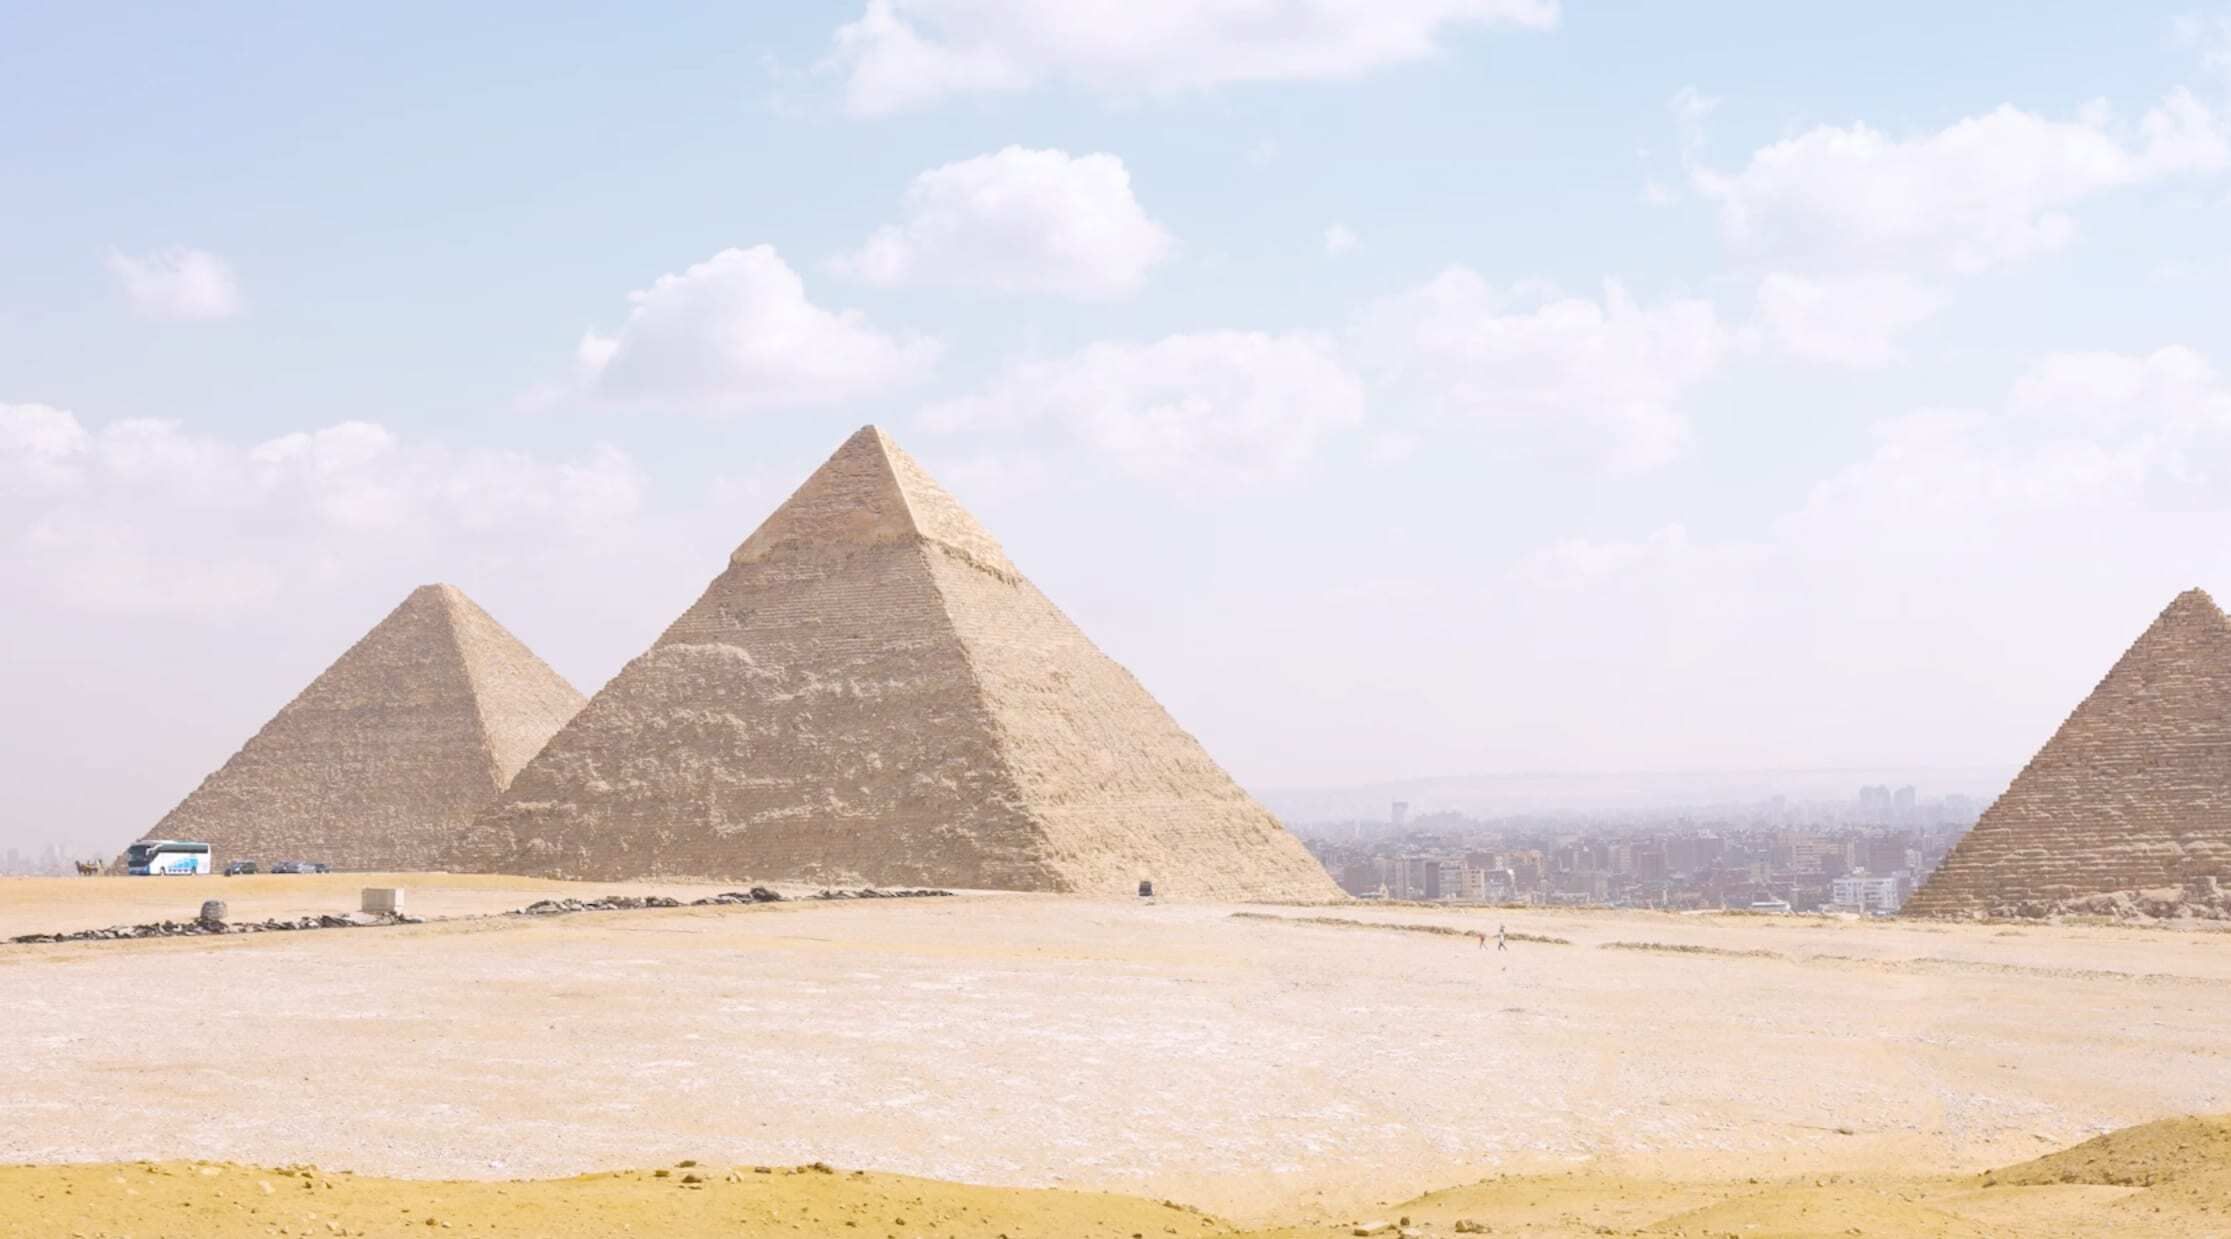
[1435,860,1464,901]
[1831,869,1910,915]
[1390,800,1409,829]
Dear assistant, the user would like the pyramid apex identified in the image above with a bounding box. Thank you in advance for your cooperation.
[729,427,1015,578]
[403,581,472,606]
[2153,587,2227,628]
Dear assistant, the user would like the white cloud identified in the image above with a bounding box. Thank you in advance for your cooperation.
[918,450,1053,507]
[824,0,1559,116]
[103,247,244,321]
[1755,272,1947,368]
[1350,268,1731,473]
[0,403,92,494]
[1670,85,1718,157]
[579,245,940,412]
[2175,14,2231,77]
[834,147,1173,298]
[1730,347,2229,563]
[1693,92,2229,274]
[1492,346,2231,767]
[0,408,645,619]
[1523,523,1755,591]
[1323,224,1359,255]
[921,330,1364,487]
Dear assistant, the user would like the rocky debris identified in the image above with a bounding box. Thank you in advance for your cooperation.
[515,887,952,918]
[1982,880,2231,922]
[517,895,685,916]
[9,912,416,945]
[7,886,957,946]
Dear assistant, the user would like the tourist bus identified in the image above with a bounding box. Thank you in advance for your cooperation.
[123,840,212,876]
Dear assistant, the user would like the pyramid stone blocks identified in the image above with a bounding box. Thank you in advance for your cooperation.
[1906,588,2231,918]
[458,426,1337,900]
[142,585,585,872]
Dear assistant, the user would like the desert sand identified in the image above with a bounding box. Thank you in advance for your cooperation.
[4,880,2228,1235]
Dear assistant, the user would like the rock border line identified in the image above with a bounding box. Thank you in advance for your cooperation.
[5,886,955,945]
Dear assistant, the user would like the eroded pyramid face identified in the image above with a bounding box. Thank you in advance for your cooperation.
[141,585,585,873]
[456,426,1337,900]
[1907,588,2231,918]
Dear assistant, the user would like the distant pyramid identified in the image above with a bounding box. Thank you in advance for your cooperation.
[1906,588,2231,917]
[144,584,585,872]
[457,426,1337,899]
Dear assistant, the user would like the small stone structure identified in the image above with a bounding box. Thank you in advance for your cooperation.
[456,426,1337,900]
[1906,588,2231,918]
[361,888,406,915]
[197,900,227,926]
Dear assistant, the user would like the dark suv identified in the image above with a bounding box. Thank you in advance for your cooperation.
[223,861,259,876]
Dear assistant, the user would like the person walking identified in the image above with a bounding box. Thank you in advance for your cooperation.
[1496,924,1508,952]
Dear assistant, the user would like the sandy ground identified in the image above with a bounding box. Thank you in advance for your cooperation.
[4,889,2229,1228]
[8,1127,2229,1239]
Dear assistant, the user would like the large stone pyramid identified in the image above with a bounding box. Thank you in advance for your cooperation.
[457,426,1336,899]
[144,584,585,872]
[1906,588,2231,918]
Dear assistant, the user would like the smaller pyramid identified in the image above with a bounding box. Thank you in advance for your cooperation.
[141,584,585,872]
[1906,588,2231,918]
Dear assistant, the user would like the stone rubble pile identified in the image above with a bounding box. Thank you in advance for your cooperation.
[515,887,954,917]
[1989,880,2231,922]
[8,887,954,946]
[10,911,416,945]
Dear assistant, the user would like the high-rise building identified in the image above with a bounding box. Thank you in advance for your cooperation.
[1859,785,1891,820]
[1390,800,1409,829]
[1436,860,1464,901]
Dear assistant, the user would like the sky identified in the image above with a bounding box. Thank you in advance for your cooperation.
[6,2,2231,854]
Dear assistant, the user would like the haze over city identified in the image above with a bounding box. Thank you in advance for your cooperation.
[8,2,2231,864]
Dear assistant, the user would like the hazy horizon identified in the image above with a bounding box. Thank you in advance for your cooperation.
[8,3,2231,856]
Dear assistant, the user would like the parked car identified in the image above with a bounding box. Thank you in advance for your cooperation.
[270,861,330,875]
[223,861,259,876]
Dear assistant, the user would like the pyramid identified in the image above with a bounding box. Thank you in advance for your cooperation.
[1905,588,2231,918]
[142,584,586,872]
[456,426,1337,899]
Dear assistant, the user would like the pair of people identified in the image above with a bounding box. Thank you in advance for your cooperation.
[1471,925,1507,951]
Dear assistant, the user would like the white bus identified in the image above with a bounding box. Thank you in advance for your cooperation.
[124,840,211,876]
